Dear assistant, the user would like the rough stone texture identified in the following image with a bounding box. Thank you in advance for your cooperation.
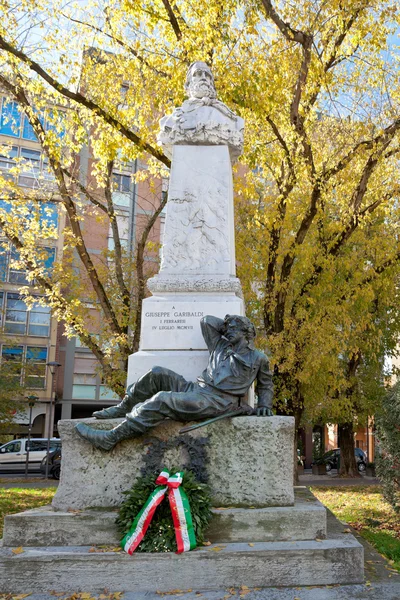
[3,489,324,547]
[0,535,364,594]
[207,489,326,543]
[52,416,295,511]
[12,584,400,600]
[2,505,120,547]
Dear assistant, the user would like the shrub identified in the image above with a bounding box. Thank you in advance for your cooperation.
[375,382,400,512]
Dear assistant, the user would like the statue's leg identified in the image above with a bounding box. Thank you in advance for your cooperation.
[75,419,137,451]
[125,389,230,432]
[77,389,229,451]
[92,366,189,419]
[92,383,135,419]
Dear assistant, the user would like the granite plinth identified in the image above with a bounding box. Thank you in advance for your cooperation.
[3,489,326,547]
[0,536,364,593]
[52,416,295,511]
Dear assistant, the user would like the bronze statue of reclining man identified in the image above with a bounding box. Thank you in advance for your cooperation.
[75,315,274,451]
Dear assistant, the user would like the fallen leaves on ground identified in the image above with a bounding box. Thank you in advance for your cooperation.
[0,595,31,599]
[11,546,24,554]
[312,485,400,572]
[208,545,226,552]
[156,590,192,596]
[88,546,122,553]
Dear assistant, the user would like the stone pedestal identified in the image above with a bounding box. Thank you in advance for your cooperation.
[128,145,244,385]
[52,416,295,511]
[1,416,365,593]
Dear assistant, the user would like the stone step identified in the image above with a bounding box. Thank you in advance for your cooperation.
[208,491,327,543]
[3,489,326,547]
[0,535,364,594]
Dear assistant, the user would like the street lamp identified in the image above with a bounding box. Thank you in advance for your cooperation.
[45,361,61,480]
[24,394,39,478]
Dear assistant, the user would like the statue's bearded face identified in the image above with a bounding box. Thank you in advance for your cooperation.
[187,66,216,99]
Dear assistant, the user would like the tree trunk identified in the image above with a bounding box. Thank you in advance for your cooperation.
[293,407,303,485]
[338,422,359,477]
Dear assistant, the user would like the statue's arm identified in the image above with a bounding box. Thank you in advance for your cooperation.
[200,315,225,352]
[255,356,274,417]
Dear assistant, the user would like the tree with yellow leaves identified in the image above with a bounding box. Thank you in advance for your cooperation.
[0,1,400,473]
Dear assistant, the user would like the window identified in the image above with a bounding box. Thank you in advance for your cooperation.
[27,441,48,452]
[20,147,41,173]
[0,98,65,140]
[0,145,18,170]
[25,346,47,388]
[72,355,98,400]
[0,248,6,281]
[113,172,132,194]
[73,373,97,385]
[108,213,129,251]
[3,441,21,453]
[39,204,58,228]
[1,344,48,389]
[8,246,29,285]
[1,345,23,384]
[0,146,57,189]
[4,293,51,337]
[0,244,56,284]
[0,100,21,137]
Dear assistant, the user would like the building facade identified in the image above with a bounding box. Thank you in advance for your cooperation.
[0,95,65,438]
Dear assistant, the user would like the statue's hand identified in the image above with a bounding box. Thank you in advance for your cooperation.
[256,406,273,417]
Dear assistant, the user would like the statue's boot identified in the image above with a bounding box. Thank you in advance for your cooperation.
[75,420,136,451]
[92,384,135,419]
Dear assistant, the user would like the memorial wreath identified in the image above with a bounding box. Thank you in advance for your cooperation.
[116,468,212,553]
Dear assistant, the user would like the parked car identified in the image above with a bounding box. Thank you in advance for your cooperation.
[0,438,61,472]
[40,447,61,479]
[313,448,366,472]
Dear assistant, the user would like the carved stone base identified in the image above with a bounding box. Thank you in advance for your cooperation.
[52,417,295,511]
[147,275,243,295]
[2,489,326,548]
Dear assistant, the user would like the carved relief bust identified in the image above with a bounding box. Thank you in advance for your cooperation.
[158,61,244,162]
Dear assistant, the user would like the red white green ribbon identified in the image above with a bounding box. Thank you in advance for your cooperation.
[121,469,197,555]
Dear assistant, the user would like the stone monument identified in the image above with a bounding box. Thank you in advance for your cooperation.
[0,62,365,596]
[128,61,245,384]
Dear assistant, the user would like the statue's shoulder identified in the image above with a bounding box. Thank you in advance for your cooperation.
[252,347,271,364]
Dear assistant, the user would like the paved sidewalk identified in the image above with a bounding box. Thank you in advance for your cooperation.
[0,470,379,489]
[299,471,380,486]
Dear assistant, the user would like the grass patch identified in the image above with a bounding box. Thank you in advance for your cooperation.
[0,487,56,538]
[313,485,400,571]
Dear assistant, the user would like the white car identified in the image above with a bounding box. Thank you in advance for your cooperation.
[0,438,61,472]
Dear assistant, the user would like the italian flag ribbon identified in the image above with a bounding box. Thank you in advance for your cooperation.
[121,469,197,555]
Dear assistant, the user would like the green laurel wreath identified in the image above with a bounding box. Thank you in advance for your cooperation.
[116,469,213,552]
